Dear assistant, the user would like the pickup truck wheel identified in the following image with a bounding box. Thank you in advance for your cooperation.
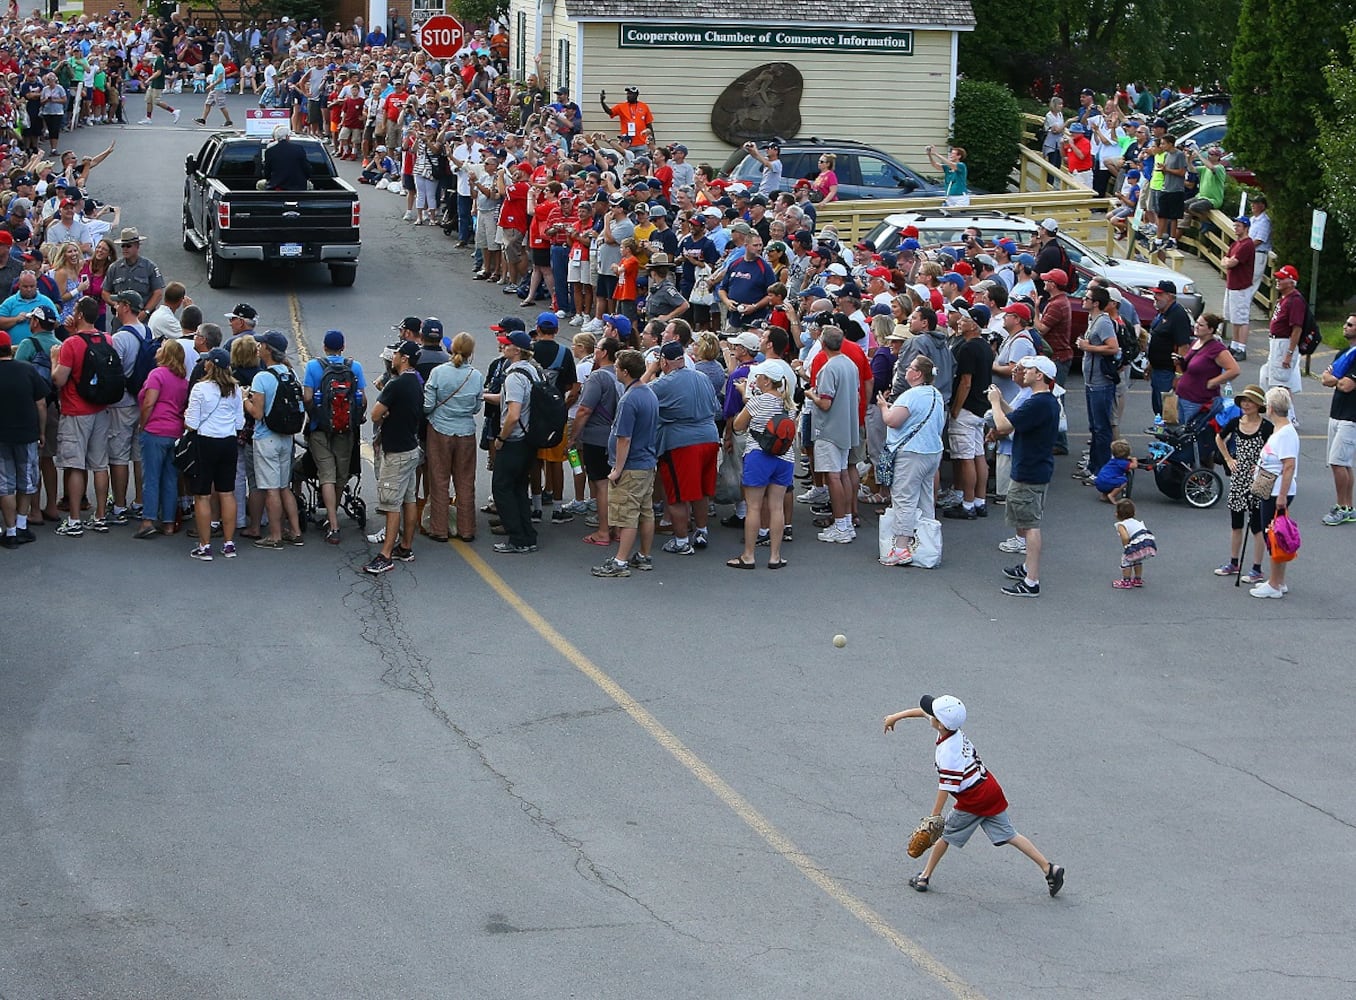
[329,264,357,288]
[206,250,232,289]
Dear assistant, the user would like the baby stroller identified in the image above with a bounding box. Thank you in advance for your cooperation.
[1139,398,1228,508]
[291,436,368,531]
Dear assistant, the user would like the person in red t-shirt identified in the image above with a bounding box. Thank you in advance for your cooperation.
[1220,215,1257,357]
[885,694,1065,897]
[522,182,561,308]
[568,201,595,322]
[50,297,113,534]
[612,239,640,323]
[497,162,531,287]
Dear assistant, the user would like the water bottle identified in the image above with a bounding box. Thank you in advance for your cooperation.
[567,447,582,473]
[1221,381,1234,400]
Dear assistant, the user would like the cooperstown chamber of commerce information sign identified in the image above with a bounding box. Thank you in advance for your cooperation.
[617,23,914,54]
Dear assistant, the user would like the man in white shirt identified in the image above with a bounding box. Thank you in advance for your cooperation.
[450,131,484,247]
[148,280,188,343]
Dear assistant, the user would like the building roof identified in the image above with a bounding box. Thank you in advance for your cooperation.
[563,1,976,29]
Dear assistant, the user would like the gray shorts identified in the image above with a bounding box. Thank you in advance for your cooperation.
[476,212,498,250]
[106,405,140,465]
[813,438,848,472]
[942,807,1017,848]
[252,432,293,490]
[376,446,420,512]
[1005,480,1047,531]
[0,441,39,495]
[57,410,110,472]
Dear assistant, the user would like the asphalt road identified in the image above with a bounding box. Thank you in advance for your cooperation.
[4,96,1354,999]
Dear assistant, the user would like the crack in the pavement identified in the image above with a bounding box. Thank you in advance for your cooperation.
[1171,739,1356,830]
[342,563,703,940]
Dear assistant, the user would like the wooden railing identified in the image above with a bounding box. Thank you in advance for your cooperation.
[1177,208,1277,313]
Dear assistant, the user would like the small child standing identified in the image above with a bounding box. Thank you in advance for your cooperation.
[612,237,640,323]
[1114,497,1157,589]
[1093,438,1137,502]
[883,694,1065,897]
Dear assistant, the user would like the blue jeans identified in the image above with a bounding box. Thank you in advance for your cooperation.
[1175,397,1216,466]
[550,244,573,314]
[140,431,178,523]
[1150,368,1175,417]
[457,193,473,243]
[1085,385,1116,474]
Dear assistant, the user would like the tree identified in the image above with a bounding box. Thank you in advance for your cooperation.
[1319,24,1356,289]
[1229,0,1354,284]
[950,80,1022,193]
[449,0,509,29]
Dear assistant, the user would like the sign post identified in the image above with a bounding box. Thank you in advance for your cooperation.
[416,14,465,60]
[1308,208,1327,375]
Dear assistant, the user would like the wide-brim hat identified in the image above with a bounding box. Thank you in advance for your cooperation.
[647,252,675,270]
[117,227,145,245]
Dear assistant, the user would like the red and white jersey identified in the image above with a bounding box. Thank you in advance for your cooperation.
[935,730,1008,816]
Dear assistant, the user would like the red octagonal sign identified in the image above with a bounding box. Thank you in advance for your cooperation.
[417,14,466,59]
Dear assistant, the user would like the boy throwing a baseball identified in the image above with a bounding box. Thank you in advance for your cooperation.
[884,694,1065,896]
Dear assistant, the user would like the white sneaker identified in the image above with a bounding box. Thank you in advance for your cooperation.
[582,319,605,333]
[1250,582,1285,599]
[138,117,153,124]
[797,485,829,504]
[403,209,416,221]
[570,313,586,327]
[937,488,963,508]
[998,535,1027,554]
[555,309,567,318]
[817,525,854,543]
[171,108,181,124]
[366,525,387,544]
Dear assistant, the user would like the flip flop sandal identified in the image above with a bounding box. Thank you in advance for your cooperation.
[133,526,160,539]
[725,557,756,569]
[768,560,788,570]
[582,534,610,546]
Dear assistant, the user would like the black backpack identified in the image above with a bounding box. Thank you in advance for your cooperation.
[1298,302,1323,356]
[262,367,306,434]
[122,324,161,396]
[514,365,567,448]
[314,358,364,433]
[74,332,125,405]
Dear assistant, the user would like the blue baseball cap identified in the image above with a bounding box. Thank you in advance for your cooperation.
[1016,252,1036,267]
[995,238,1016,254]
[496,329,533,350]
[1234,215,1250,225]
[322,329,344,351]
[603,314,632,338]
[941,271,966,287]
[799,284,827,299]
[422,317,444,338]
[898,238,920,252]
[536,311,559,330]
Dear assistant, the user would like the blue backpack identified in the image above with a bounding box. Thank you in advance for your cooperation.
[121,324,161,396]
[26,336,56,402]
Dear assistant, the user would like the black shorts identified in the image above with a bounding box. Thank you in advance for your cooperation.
[596,274,618,298]
[531,247,551,268]
[580,442,611,482]
[190,435,238,495]
[1157,190,1186,221]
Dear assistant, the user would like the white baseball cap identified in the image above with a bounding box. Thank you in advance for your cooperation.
[920,694,966,730]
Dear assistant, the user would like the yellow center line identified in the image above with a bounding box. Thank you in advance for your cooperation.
[452,540,985,1000]
[289,287,311,365]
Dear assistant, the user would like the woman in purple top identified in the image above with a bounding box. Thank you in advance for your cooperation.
[135,340,191,538]
[1174,312,1240,465]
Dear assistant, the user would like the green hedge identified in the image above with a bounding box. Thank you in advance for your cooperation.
[950,80,1023,193]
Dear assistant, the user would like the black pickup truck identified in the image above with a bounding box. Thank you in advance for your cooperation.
[182,133,361,289]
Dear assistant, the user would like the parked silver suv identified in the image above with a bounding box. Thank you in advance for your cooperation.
[862,210,1204,317]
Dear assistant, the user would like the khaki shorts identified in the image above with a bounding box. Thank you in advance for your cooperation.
[376,446,420,512]
[501,227,526,264]
[106,405,140,465]
[146,87,163,111]
[1327,418,1356,468]
[476,213,498,250]
[252,432,293,490]
[338,126,358,142]
[308,430,353,485]
[946,409,986,460]
[57,410,111,472]
[813,438,848,473]
[205,90,228,108]
[1005,480,1047,531]
[608,467,656,528]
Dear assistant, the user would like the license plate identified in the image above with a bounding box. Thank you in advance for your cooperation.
[280,243,303,258]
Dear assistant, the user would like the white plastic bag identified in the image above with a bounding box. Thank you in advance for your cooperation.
[877,511,894,562]
[912,517,943,568]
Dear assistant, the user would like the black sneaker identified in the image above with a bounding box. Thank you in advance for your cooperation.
[530,508,543,522]
[943,506,977,520]
[1002,564,1028,580]
[628,553,654,571]
[720,513,744,528]
[364,554,394,575]
[1046,864,1065,896]
[192,117,207,125]
[1001,579,1041,598]
[108,507,130,526]
[973,504,988,518]
[0,535,16,549]
[810,504,832,516]
[392,545,415,562]
[755,531,771,547]
[692,531,708,550]
[550,509,574,523]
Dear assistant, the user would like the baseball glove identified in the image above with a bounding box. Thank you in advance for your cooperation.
[906,814,945,858]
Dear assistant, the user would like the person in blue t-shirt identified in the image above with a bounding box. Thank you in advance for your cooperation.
[302,329,367,542]
[988,355,1061,598]
[593,349,658,578]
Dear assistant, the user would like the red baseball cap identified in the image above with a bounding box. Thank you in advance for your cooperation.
[901,225,920,238]
[1275,264,1299,282]
[953,260,974,276]
[1040,268,1068,286]
[865,266,893,280]
[1001,303,1033,322]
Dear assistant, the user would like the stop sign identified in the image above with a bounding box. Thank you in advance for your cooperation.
[417,15,466,59]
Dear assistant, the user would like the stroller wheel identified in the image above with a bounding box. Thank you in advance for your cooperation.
[350,496,368,530]
[1183,468,1223,509]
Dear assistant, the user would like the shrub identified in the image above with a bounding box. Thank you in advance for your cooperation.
[950,80,1023,194]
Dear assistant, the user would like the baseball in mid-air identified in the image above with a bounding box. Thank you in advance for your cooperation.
[833,634,847,648]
